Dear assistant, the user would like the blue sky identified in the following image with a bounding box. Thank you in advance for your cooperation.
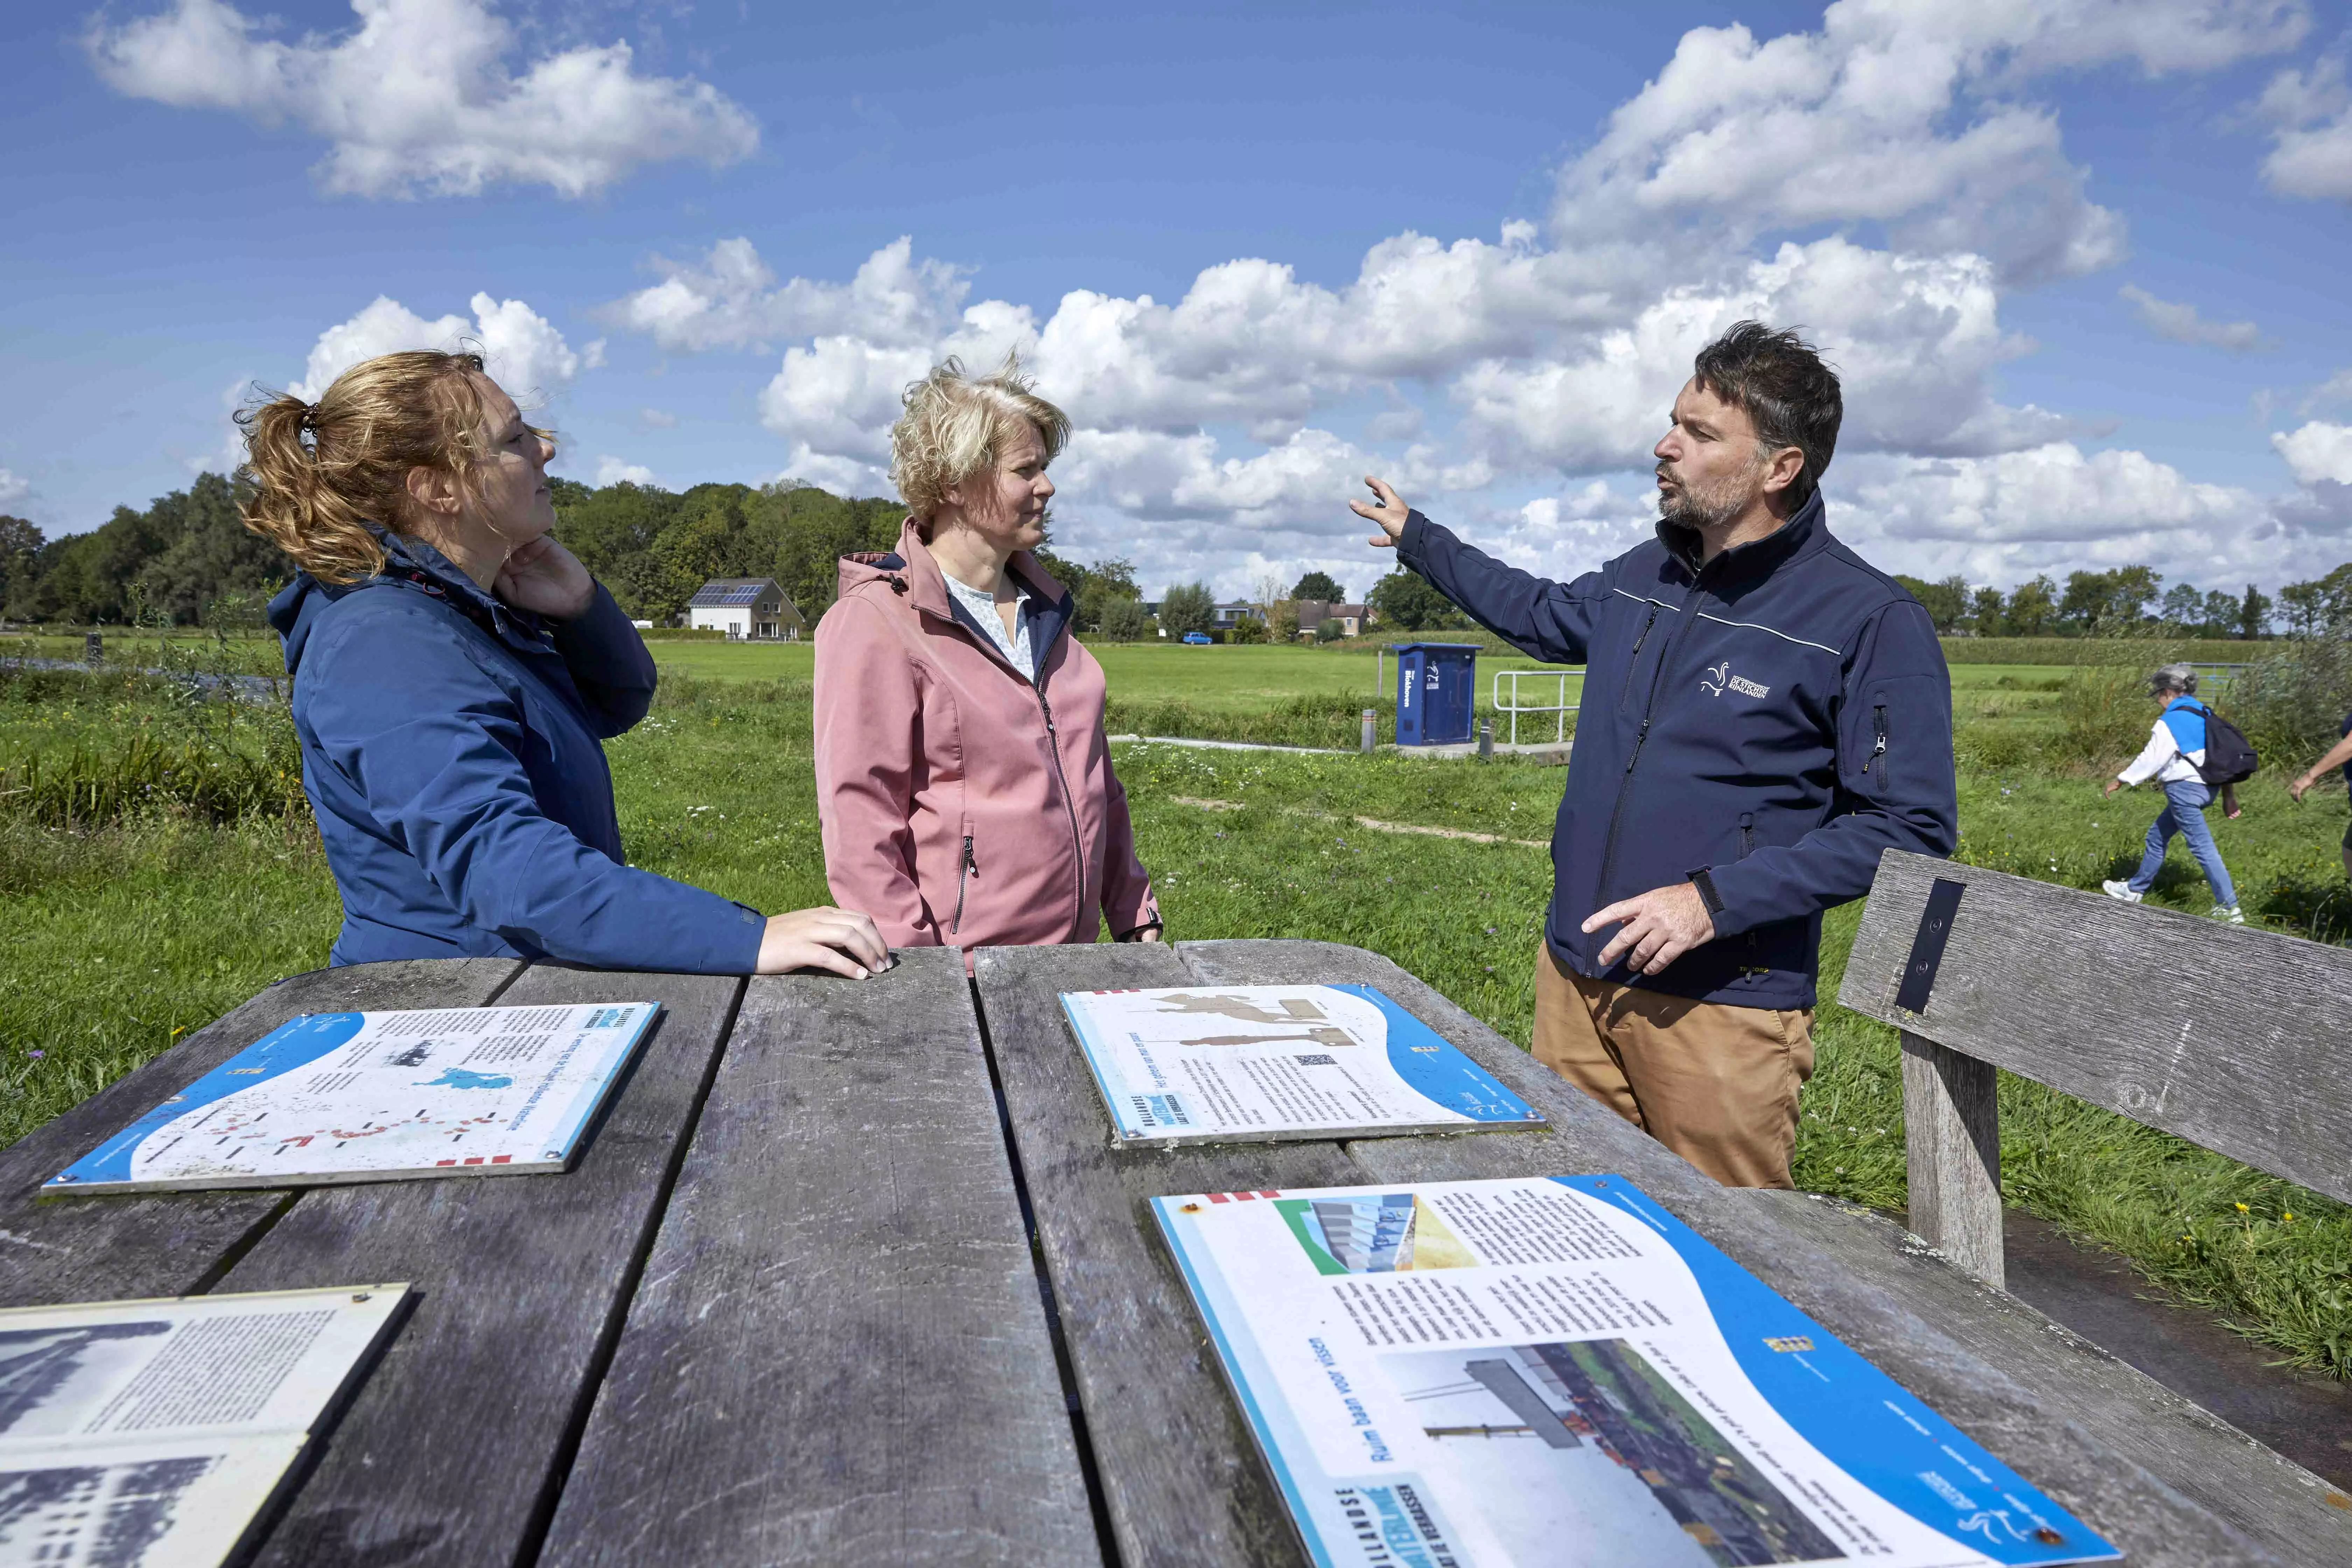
[6,0,2352,600]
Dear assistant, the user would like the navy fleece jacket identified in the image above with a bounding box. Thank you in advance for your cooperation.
[270,531,765,972]
[1398,491,1956,1009]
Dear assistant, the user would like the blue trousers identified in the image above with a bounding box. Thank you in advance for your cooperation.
[2128,778,2236,906]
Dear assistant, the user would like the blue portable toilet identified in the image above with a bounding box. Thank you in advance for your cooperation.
[1393,642,1480,745]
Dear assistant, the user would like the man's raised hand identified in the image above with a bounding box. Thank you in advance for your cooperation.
[1350,476,1411,547]
[1582,882,1716,976]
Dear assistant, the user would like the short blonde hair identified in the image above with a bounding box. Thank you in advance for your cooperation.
[237,350,544,584]
[889,353,1070,527]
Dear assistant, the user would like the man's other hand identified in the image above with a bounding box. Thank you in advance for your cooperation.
[1349,476,1411,548]
[1582,882,1716,976]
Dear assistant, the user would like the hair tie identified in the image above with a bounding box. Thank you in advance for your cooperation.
[297,401,322,432]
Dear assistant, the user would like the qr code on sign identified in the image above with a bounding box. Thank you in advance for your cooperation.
[1294,1054,1337,1066]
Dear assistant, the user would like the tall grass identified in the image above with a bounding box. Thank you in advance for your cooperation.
[2225,636,2352,768]
[0,665,304,827]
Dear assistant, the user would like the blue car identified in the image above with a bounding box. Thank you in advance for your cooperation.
[1181,631,1213,645]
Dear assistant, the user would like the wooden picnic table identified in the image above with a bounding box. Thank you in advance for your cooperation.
[0,940,2340,1568]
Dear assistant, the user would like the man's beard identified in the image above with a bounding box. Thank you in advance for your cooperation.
[1656,462,1759,531]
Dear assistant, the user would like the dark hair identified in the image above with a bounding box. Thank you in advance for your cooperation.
[1690,322,1842,507]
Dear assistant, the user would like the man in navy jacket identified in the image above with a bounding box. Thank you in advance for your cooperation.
[1352,322,1956,1187]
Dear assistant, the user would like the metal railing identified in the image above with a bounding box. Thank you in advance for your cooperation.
[1491,669,1577,745]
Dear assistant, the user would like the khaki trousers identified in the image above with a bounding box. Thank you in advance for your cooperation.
[1532,944,1814,1189]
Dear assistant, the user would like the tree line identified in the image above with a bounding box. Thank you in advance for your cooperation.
[7,471,2351,645]
[1892,568,2300,639]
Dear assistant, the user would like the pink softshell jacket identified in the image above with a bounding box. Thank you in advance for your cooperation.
[813,519,1159,951]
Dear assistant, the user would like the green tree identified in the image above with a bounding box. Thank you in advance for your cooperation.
[1096,597,1155,642]
[1291,570,1344,602]
[1156,582,1215,638]
[1895,574,1968,633]
[1968,585,2004,637]
[1367,569,1470,631]
[2277,564,2352,637]
[2160,583,2204,631]
[0,515,43,615]
[2200,589,2240,638]
[2238,583,2272,640]
[2005,575,2057,637]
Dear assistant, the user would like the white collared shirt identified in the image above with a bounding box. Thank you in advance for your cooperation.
[940,569,1035,681]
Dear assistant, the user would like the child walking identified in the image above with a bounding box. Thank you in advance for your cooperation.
[2103,664,2242,924]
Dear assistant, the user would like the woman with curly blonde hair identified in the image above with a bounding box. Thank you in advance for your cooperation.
[248,349,884,976]
[812,355,1159,952]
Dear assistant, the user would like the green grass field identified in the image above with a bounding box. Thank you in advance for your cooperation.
[3,641,2348,1377]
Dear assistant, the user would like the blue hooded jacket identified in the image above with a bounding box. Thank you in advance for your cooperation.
[267,531,766,972]
[1398,491,1957,1009]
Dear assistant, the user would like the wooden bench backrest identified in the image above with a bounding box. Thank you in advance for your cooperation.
[1837,848,2352,1285]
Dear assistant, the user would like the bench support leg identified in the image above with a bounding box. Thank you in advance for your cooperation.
[1899,1030,2004,1290]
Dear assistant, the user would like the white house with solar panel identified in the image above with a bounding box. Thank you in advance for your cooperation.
[685,578,806,640]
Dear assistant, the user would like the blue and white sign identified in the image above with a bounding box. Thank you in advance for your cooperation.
[45,1002,660,1196]
[1059,984,1544,1146]
[1155,1174,2119,1568]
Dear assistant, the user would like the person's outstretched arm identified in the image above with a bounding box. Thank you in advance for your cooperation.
[2105,718,2178,796]
[2291,732,2352,801]
[306,600,880,975]
[1352,476,1603,665]
[812,597,934,945]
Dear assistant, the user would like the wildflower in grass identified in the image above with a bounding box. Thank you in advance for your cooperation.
[2234,1202,2250,1213]
[2284,1211,2297,1222]
[27,1051,43,1059]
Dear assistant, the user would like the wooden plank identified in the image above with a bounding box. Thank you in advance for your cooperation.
[539,948,1099,1568]
[211,963,743,1568]
[974,942,1367,1568]
[1900,1029,2005,1287]
[0,958,520,1308]
[1179,941,2298,1568]
[1739,1190,2342,1568]
[1840,849,2352,1203]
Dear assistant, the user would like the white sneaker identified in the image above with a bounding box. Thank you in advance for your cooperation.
[2212,904,2245,925]
[2102,880,2143,903]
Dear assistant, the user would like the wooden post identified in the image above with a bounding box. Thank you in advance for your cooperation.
[1899,1029,2005,1290]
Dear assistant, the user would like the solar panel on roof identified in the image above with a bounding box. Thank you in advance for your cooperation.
[688,582,770,607]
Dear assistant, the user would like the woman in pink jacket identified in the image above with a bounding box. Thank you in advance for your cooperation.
[813,357,1162,951]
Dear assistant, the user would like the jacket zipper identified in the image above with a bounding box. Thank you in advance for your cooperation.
[1738,812,1759,964]
[1870,704,1888,789]
[1595,572,1711,904]
[1036,686,1088,930]
[1619,606,1660,707]
[950,834,974,935]
[928,591,1088,936]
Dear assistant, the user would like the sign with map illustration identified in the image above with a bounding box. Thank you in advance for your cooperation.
[1058,985,1544,1145]
[1154,1176,2118,1568]
[0,1283,406,1568]
[43,1003,661,1196]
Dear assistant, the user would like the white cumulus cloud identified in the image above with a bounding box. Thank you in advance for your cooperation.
[87,0,758,199]
[2273,420,2352,486]
[290,292,593,402]
[1552,0,2303,288]
[0,469,31,509]
[2119,285,2264,351]
[2256,54,2352,201]
[592,455,658,487]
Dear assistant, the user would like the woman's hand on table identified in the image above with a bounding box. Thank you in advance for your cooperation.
[495,534,596,621]
[758,906,890,977]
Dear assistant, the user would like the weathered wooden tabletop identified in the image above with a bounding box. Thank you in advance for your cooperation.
[0,941,2338,1568]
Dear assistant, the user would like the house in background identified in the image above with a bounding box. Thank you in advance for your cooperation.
[686,578,806,640]
[1211,601,1267,627]
[1295,600,1369,638]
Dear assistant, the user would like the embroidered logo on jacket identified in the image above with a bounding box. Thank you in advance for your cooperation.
[1700,661,1770,699]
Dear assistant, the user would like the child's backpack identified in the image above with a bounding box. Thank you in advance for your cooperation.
[2197,706,2259,786]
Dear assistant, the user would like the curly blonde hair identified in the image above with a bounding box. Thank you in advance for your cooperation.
[889,353,1070,531]
[237,350,542,584]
